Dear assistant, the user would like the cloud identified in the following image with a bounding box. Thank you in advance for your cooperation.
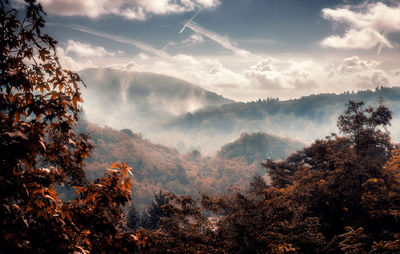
[145,55,394,101]
[65,40,119,57]
[150,54,249,90]
[244,58,321,90]
[56,43,400,102]
[107,50,398,100]
[337,55,380,73]
[37,0,220,20]
[320,2,400,52]
[321,28,392,49]
[336,56,390,89]
[55,47,98,71]
[242,56,397,99]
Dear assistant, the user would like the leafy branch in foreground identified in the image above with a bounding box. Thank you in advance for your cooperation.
[1,1,142,252]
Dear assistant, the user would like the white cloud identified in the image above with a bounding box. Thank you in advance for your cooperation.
[321,28,392,49]
[102,52,399,101]
[336,56,390,89]
[337,55,380,73]
[243,56,397,98]
[37,0,220,20]
[244,58,321,90]
[55,38,400,101]
[321,2,400,52]
[56,47,98,71]
[65,40,119,57]
[151,54,249,90]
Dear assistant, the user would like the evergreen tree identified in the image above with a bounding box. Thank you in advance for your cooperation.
[127,204,140,230]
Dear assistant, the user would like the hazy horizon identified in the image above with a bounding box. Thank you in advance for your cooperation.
[11,0,400,154]
[12,0,400,101]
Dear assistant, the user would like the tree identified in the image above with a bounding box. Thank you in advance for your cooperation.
[127,203,140,230]
[260,101,398,252]
[0,1,140,252]
[0,0,91,186]
[339,100,393,179]
[146,193,219,253]
[141,191,170,230]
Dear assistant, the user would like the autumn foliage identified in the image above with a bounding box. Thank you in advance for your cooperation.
[0,1,139,252]
[2,1,400,253]
[129,102,400,253]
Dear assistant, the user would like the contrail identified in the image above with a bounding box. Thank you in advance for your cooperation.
[162,41,175,51]
[184,20,255,58]
[179,9,201,34]
[377,31,388,56]
[71,25,170,58]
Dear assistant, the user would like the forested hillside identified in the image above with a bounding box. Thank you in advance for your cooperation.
[168,87,400,144]
[217,132,304,164]
[125,101,400,253]
[76,118,300,208]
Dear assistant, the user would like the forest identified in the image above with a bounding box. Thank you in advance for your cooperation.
[77,67,400,154]
[77,118,303,209]
[2,1,400,253]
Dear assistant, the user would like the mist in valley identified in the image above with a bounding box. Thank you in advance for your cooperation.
[79,68,400,156]
[5,0,400,251]
[73,68,400,209]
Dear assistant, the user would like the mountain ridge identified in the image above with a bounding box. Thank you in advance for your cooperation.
[166,87,400,145]
[78,68,234,132]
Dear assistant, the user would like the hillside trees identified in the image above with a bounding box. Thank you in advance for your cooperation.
[139,193,221,253]
[257,101,398,252]
[191,101,400,253]
[0,1,140,252]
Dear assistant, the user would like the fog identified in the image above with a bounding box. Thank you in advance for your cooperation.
[79,68,232,136]
[79,68,400,156]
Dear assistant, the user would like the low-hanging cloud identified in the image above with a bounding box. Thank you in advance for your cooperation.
[321,2,400,53]
[242,56,397,99]
[125,54,400,101]
[36,0,220,20]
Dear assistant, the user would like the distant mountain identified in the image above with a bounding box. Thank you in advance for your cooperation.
[78,68,233,132]
[167,87,400,144]
[218,132,304,164]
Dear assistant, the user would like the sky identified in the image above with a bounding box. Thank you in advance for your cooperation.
[18,0,400,101]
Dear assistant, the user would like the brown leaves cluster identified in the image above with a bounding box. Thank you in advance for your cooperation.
[1,1,143,252]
